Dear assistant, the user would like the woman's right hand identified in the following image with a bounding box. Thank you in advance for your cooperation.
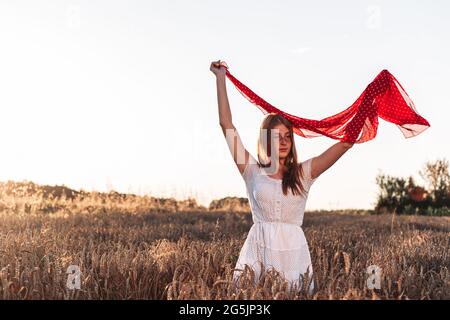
[210,60,226,77]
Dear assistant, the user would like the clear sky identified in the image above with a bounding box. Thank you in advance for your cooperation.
[0,0,448,210]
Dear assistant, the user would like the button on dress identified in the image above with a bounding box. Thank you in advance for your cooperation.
[232,152,318,293]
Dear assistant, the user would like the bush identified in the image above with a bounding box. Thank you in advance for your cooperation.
[374,158,449,215]
[208,196,250,213]
[375,175,410,214]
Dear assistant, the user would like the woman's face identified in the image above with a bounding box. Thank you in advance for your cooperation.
[272,124,292,159]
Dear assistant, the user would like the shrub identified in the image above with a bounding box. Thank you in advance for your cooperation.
[375,158,449,215]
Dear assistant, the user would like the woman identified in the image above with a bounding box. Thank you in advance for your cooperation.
[210,60,354,293]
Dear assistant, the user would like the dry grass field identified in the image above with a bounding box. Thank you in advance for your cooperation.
[0,183,448,300]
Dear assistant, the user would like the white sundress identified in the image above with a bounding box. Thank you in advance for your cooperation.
[227,132,318,293]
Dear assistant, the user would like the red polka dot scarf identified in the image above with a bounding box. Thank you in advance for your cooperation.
[220,61,430,144]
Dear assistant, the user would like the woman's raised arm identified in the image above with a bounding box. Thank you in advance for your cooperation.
[310,141,354,179]
[210,60,251,175]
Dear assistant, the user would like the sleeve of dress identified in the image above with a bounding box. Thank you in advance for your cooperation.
[301,157,318,188]
[241,155,259,183]
[224,127,258,184]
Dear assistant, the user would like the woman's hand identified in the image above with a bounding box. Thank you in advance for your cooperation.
[210,60,226,78]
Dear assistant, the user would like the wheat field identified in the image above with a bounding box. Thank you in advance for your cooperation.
[0,188,448,300]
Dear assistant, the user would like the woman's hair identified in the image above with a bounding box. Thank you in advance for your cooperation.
[256,113,307,197]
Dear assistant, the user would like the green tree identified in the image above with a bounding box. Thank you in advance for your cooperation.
[375,174,410,214]
[419,158,450,207]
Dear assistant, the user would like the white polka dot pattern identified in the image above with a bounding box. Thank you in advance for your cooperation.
[219,61,431,144]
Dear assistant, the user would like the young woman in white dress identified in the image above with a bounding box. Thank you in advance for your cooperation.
[210,60,354,293]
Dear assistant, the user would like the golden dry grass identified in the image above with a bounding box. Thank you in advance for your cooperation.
[0,194,448,300]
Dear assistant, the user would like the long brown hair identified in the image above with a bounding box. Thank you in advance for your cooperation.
[256,113,307,197]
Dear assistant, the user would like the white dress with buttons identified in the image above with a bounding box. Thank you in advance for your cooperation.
[227,131,318,293]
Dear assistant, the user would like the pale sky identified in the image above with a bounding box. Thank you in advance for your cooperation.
[0,0,448,210]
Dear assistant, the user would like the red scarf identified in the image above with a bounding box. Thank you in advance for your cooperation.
[220,62,430,144]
